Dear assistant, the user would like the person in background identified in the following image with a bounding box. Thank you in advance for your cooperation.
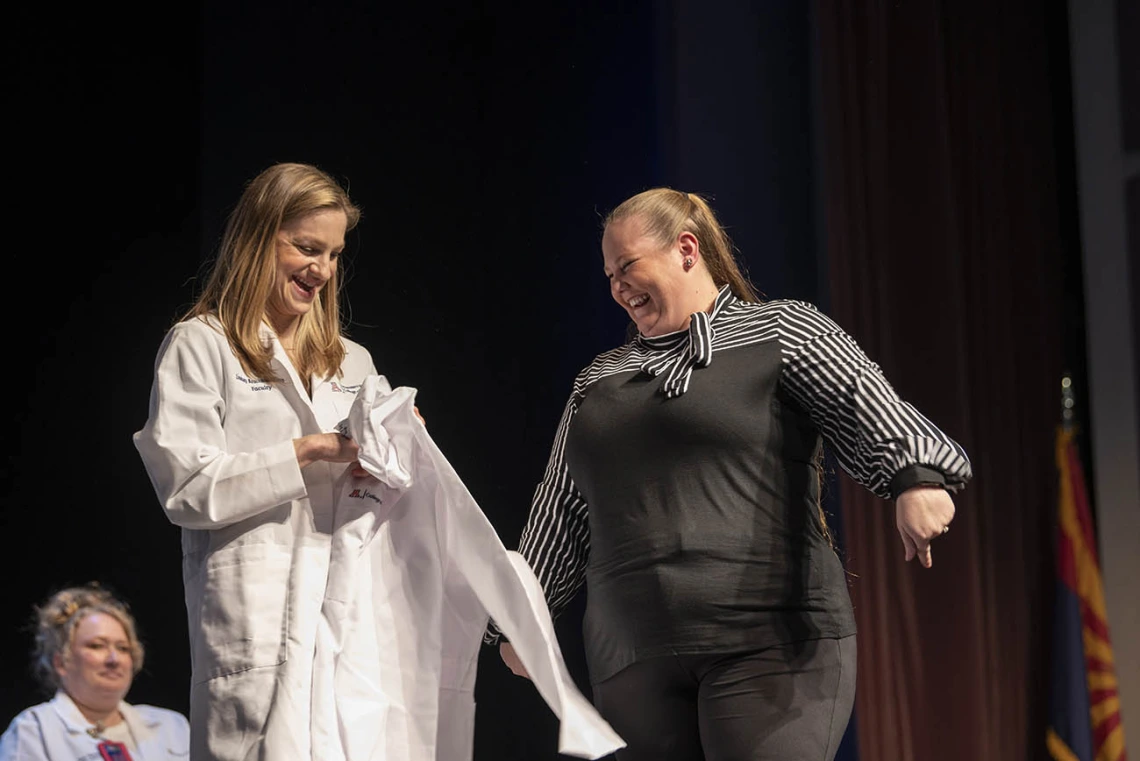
[492,187,972,761]
[0,583,189,760]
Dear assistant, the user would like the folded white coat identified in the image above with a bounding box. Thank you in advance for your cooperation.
[311,375,625,761]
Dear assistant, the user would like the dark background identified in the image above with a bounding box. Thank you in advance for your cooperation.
[2,1,1118,760]
[4,2,837,758]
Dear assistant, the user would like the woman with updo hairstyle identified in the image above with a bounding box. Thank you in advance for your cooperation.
[491,187,973,760]
[0,584,189,760]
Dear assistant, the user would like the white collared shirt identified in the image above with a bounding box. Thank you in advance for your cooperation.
[0,691,188,760]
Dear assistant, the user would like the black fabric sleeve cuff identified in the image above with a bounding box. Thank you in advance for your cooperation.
[889,465,948,500]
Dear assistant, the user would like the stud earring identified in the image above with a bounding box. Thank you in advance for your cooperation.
[684,257,694,269]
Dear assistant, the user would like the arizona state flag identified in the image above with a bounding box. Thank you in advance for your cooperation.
[1047,426,1128,761]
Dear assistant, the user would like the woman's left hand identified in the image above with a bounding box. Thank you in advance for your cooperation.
[896,486,956,569]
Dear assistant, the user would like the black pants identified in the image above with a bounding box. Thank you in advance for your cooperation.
[592,635,856,761]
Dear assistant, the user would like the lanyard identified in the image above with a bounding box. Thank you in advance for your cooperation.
[97,740,134,761]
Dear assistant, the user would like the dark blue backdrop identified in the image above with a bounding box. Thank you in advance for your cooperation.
[6,2,856,758]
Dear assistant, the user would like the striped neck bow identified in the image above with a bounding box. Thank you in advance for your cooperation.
[639,286,734,398]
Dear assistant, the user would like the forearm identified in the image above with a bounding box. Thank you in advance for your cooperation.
[293,432,345,469]
[136,436,308,530]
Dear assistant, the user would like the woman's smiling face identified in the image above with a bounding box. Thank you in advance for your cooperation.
[54,613,134,709]
[602,215,694,337]
[265,207,347,335]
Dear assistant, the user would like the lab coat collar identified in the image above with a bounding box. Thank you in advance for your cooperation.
[195,316,326,396]
[48,690,153,738]
[258,321,334,398]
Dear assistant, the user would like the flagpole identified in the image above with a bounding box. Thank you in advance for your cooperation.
[1048,372,1130,761]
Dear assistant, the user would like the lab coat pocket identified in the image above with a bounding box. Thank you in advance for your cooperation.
[192,544,291,683]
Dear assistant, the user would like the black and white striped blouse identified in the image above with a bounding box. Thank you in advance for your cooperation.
[496,286,972,635]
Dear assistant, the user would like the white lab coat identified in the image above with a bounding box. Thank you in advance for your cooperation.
[134,316,378,761]
[134,318,623,761]
[0,691,189,761]
[311,375,624,760]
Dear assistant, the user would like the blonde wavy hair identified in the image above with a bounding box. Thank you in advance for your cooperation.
[603,187,760,303]
[184,162,362,384]
[32,583,144,694]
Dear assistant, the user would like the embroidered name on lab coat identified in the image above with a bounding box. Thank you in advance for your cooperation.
[233,373,271,391]
[347,488,382,504]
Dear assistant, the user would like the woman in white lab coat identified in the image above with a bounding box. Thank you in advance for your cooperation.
[133,162,383,761]
[0,583,190,760]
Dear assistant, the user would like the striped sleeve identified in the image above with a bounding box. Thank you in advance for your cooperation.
[775,300,973,500]
[484,389,591,644]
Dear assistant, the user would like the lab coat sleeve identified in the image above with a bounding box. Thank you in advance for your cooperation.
[133,323,308,530]
[0,710,50,761]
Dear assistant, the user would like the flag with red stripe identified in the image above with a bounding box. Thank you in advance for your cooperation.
[1046,426,1128,761]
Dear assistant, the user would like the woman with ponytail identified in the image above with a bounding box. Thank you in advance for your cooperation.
[491,188,972,761]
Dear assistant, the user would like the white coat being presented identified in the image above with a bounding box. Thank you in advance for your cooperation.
[316,374,624,760]
[133,316,623,761]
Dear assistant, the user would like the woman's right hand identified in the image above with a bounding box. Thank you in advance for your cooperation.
[294,432,361,469]
[500,642,530,680]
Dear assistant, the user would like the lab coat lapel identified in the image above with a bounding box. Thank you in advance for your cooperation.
[47,691,92,740]
[260,324,323,434]
[119,701,171,760]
